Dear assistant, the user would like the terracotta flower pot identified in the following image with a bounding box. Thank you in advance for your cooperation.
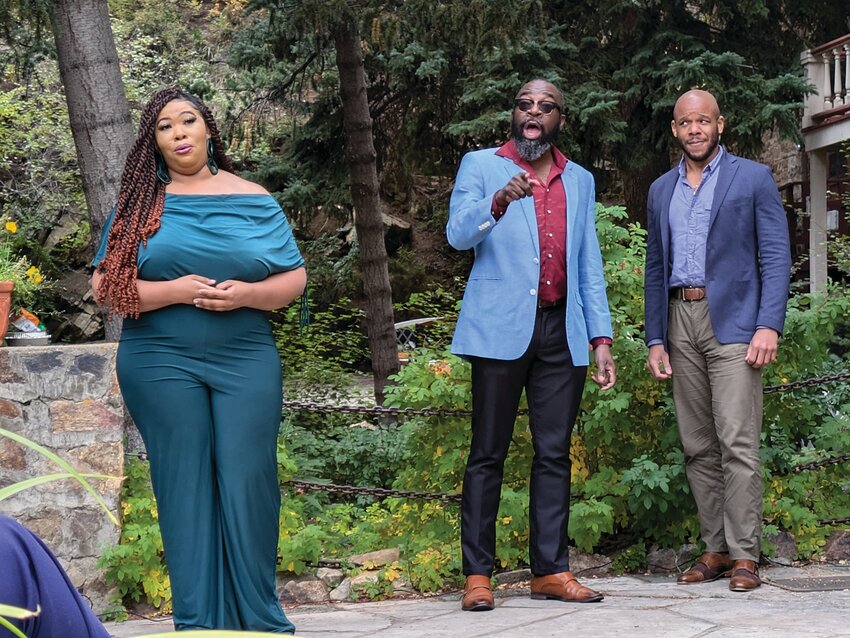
[0,280,13,346]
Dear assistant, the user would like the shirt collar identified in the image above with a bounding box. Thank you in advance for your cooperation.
[677,145,724,178]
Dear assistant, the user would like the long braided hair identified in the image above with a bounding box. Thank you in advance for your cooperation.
[95,87,234,317]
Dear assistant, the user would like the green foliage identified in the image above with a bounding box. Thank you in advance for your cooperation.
[0,87,82,235]
[0,607,31,638]
[612,542,647,575]
[0,219,46,309]
[277,523,328,576]
[0,86,77,315]
[98,458,171,612]
[570,205,698,550]
[226,0,842,234]
[758,290,850,555]
[349,564,400,601]
[393,284,461,352]
[280,415,409,494]
[0,427,119,523]
[109,0,239,105]
[274,295,369,383]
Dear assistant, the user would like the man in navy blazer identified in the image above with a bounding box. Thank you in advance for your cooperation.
[644,90,791,592]
[448,79,616,611]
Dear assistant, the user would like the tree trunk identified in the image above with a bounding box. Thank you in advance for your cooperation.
[49,0,134,341]
[620,154,673,229]
[333,21,398,404]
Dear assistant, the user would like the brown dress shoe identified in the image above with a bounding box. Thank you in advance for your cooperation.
[530,571,604,603]
[729,559,761,591]
[677,552,734,584]
[462,575,494,611]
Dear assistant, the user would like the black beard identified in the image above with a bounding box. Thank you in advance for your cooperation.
[679,130,720,163]
[512,118,558,161]
[514,138,551,161]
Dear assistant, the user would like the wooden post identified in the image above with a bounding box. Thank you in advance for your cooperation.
[808,150,828,295]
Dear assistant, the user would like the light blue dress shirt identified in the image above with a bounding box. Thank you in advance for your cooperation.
[668,147,724,288]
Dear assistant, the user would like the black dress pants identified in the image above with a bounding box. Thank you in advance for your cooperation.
[461,304,587,576]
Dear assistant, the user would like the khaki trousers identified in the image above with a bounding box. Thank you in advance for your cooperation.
[668,298,763,561]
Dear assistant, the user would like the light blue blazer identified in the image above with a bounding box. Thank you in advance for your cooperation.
[447,148,613,367]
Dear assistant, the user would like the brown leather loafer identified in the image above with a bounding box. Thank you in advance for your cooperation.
[729,559,761,591]
[530,571,604,603]
[677,551,734,585]
[461,575,494,611]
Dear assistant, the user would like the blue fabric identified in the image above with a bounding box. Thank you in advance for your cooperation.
[93,193,301,632]
[668,147,724,288]
[93,194,304,278]
[0,515,109,638]
[645,151,791,347]
[446,148,612,366]
[91,208,114,267]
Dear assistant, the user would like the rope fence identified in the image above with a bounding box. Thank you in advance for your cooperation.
[125,369,850,530]
[276,369,849,529]
[281,371,850,417]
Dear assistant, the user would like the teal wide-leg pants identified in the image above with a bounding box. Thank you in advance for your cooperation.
[117,306,294,633]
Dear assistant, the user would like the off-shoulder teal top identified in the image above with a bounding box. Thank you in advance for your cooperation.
[93,193,304,282]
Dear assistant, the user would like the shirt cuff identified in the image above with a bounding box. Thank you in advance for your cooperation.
[590,336,613,349]
[646,339,664,347]
[491,195,507,221]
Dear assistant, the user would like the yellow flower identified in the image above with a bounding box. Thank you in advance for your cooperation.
[4,220,17,233]
[501,516,512,525]
[27,266,43,284]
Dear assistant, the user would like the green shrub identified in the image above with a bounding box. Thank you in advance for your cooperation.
[612,542,647,575]
[98,457,171,612]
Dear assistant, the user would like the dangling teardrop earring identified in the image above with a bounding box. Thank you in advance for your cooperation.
[155,151,172,185]
[207,138,219,175]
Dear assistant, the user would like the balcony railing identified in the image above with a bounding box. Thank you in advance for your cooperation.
[802,34,850,129]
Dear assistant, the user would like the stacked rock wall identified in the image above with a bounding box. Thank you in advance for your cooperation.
[0,343,123,614]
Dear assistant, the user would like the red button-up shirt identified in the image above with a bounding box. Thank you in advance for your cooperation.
[493,139,567,306]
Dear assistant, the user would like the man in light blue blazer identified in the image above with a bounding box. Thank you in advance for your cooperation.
[448,79,616,612]
[644,90,791,592]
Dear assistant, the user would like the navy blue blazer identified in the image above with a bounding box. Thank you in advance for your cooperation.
[644,151,791,347]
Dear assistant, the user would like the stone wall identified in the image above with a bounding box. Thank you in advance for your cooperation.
[757,133,806,188]
[0,342,123,614]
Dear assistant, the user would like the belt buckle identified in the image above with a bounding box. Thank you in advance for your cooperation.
[681,286,705,302]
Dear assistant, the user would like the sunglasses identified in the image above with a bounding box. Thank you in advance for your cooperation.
[514,99,561,114]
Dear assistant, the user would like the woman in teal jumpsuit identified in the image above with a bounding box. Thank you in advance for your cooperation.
[92,87,305,632]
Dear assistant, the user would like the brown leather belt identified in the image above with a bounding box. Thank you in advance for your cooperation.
[670,286,706,302]
[537,298,566,310]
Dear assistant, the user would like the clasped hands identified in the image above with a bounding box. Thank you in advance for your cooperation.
[176,274,251,312]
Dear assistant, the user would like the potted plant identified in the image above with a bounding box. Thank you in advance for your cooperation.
[0,217,45,343]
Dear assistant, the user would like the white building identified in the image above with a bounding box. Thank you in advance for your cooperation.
[801,34,850,293]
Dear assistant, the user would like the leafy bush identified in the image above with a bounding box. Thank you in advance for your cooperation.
[274,296,370,384]
[98,457,171,612]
